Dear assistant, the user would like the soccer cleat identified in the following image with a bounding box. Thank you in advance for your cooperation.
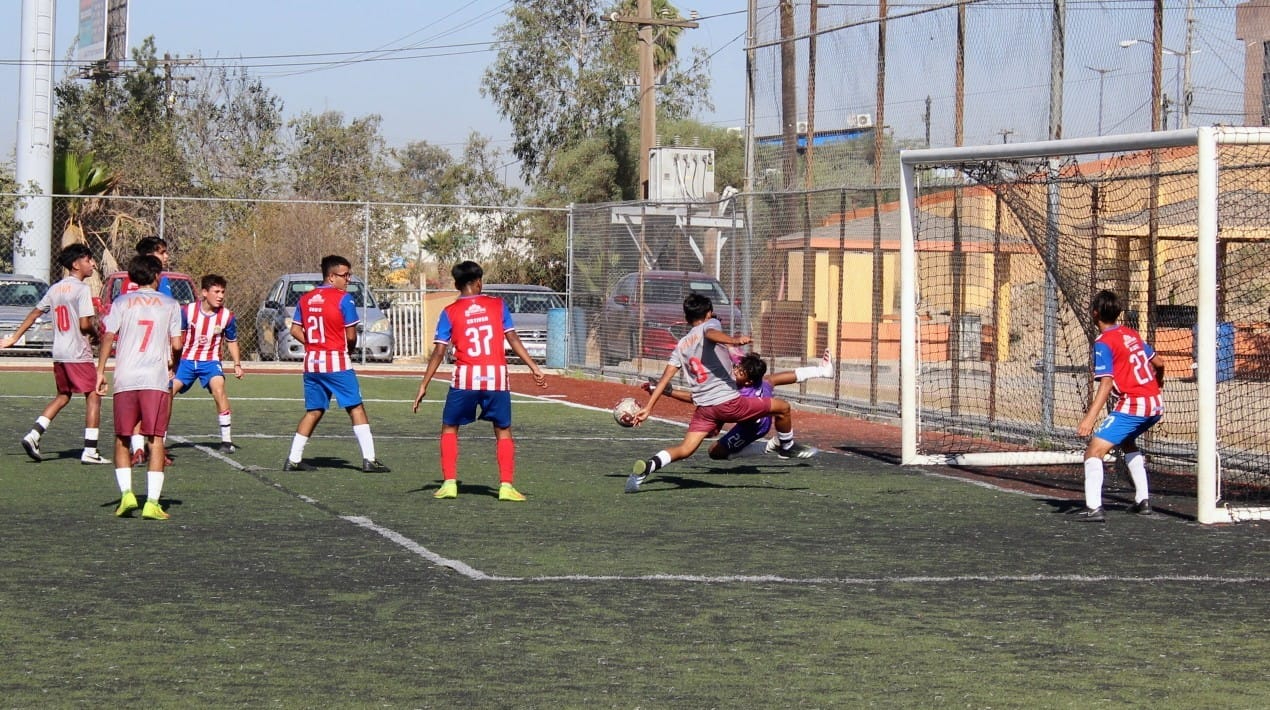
[434,479,458,499]
[282,459,317,472]
[1071,506,1106,522]
[141,500,170,520]
[819,348,836,378]
[362,458,391,473]
[625,459,649,493]
[21,433,41,462]
[115,490,139,517]
[80,450,110,465]
[775,442,816,459]
[764,438,779,455]
[218,442,238,454]
[498,483,526,502]
[1128,499,1153,516]
[130,449,146,467]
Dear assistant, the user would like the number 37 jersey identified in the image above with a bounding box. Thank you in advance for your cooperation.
[435,294,515,391]
[1093,324,1163,417]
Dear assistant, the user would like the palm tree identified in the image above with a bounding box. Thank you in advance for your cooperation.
[53,151,115,289]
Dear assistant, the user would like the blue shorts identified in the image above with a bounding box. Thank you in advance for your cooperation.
[443,389,512,429]
[1093,411,1162,446]
[173,359,224,393]
[302,370,363,411]
[716,417,773,456]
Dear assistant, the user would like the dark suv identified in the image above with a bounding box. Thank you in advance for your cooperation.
[598,271,742,365]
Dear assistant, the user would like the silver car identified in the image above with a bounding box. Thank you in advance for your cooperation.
[0,274,53,355]
[256,273,395,362]
[482,284,565,362]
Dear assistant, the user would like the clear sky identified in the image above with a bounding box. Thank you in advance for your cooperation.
[0,0,752,171]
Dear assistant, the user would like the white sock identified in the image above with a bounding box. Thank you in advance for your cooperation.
[1125,451,1150,503]
[147,471,165,502]
[115,467,132,493]
[794,365,821,383]
[1083,458,1104,509]
[35,415,51,432]
[218,411,232,443]
[353,423,375,460]
[130,434,144,453]
[288,434,309,463]
[777,431,794,449]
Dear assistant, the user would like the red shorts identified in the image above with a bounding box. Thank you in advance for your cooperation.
[54,362,97,395]
[689,396,773,433]
[113,390,173,438]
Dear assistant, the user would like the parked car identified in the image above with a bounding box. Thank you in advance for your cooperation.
[0,273,52,355]
[598,271,742,365]
[256,273,394,362]
[97,271,198,350]
[482,284,566,362]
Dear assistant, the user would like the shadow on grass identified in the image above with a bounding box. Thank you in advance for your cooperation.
[1039,496,1177,520]
[409,481,501,498]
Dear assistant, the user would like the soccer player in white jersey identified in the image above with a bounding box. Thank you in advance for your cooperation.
[171,274,243,453]
[625,293,801,493]
[0,244,110,464]
[96,255,184,520]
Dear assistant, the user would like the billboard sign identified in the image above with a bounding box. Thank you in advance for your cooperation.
[77,0,108,62]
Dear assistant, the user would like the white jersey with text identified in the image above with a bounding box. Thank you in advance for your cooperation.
[37,276,95,363]
[102,288,182,392]
[667,317,740,407]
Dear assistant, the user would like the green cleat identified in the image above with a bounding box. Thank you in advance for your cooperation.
[141,500,169,520]
[433,479,458,499]
[498,483,526,502]
[115,490,139,517]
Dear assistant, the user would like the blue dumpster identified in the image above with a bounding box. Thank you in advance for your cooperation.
[547,308,567,368]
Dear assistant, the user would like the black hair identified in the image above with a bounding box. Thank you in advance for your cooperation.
[321,254,351,278]
[201,274,227,290]
[57,243,92,271]
[127,254,163,288]
[135,236,167,256]
[737,352,768,385]
[1092,289,1123,324]
[452,260,484,290]
[683,292,713,322]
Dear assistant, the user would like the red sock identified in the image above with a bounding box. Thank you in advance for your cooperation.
[440,431,458,479]
[497,438,515,484]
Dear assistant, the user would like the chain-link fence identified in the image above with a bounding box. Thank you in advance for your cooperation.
[6,190,902,417]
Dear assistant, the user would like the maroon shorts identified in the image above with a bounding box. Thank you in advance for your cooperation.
[54,362,97,395]
[689,396,773,433]
[113,389,173,438]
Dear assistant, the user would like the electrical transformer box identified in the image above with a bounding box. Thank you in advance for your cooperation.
[648,147,715,201]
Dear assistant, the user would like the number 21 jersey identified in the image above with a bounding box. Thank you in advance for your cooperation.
[1093,324,1162,417]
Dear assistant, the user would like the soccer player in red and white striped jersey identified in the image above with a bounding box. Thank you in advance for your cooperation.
[1073,290,1165,522]
[283,255,389,473]
[412,260,547,501]
[171,275,243,453]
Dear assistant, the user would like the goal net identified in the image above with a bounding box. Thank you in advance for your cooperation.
[899,128,1270,524]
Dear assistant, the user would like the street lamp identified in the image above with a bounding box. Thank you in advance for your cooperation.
[1086,66,1117,136]
[1120,38,1199,129]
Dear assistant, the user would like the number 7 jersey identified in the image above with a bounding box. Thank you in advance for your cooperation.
[435,294,515,391]
[1093,324,1163,417]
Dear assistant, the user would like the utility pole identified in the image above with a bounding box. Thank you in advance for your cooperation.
[161,53,198,116]
[607,1,698,199]
[998,129,1013,143]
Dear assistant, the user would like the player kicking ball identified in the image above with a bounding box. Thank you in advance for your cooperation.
[626,293,805,493]
[640,349,833,460]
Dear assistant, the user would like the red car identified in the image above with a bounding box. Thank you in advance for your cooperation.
[598,270,743,366]
[96,271,197,344]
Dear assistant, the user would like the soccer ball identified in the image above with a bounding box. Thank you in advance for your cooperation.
[613,397,641,427]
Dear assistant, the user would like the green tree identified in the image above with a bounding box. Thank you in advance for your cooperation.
[482,0,710,187]
[287,111,390,202]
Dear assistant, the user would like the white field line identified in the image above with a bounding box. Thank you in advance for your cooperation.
[160,440,1270,587]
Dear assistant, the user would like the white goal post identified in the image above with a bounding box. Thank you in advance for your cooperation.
[899,127,1270,525]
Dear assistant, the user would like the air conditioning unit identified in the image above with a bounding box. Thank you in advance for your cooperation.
[853,113,874,129]
[796,120,809,134]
